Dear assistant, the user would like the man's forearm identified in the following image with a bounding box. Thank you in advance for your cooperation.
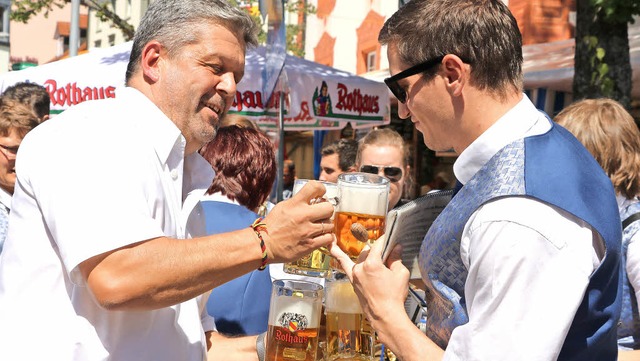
[206,331,259,361]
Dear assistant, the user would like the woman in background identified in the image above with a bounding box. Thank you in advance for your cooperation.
[555,98,640,359]
[200,124,277,336]
[356,128,411,210]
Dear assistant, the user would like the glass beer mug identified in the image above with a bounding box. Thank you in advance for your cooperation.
[266,279,324,361]
[284,179,338,278]
[324,276,376,360]
[334,172,389,260]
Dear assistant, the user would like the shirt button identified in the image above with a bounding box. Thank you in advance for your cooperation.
[170,169,178,180]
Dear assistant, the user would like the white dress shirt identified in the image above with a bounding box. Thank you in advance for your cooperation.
[444,96,601,360]
[0,87,215,361]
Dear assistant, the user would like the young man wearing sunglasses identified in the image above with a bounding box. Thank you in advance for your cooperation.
[356,128,409,210]
[330,0,622,360]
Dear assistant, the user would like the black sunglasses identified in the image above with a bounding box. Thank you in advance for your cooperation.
[360,165,403,183]
[384,56,445,104]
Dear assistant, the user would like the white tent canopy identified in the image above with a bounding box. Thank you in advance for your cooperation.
[0,41,390,131]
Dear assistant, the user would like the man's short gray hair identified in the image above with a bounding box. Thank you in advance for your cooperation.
[126,0,259,83]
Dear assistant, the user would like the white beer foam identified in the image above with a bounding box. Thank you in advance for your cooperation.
[337,184,387,216]
[270,295,321,327]
[325,281,363,314]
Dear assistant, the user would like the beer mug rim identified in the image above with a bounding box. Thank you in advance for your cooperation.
[337,172,390,188]
[294,179,338,189]
[272,279,324,297]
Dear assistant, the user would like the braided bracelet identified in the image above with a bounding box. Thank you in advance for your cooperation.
[251,217,269,271]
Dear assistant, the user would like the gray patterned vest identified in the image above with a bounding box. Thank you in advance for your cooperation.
[619,200,640,348]
[418,121,621,360]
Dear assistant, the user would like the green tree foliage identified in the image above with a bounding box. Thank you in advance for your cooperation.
[230,0,316,57]
[283,1,316,57]
[11,0,135,40]
[574,0,638,109]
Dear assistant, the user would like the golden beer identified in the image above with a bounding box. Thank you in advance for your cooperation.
[324,278,375,361]
[284,249,333,278]
[267,280,323,361]
[325,312,375,361]
[333,173,389,260]
[334,212,386,259]
[266,324,320,361]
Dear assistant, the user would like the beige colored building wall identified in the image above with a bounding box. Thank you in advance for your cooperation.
[10,4,88,65]
[88,0,152,49]
[0,44,8,73]
[304,0,397,75]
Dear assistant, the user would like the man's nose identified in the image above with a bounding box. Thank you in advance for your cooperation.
[217,72,237,98]
[397,101,411,119]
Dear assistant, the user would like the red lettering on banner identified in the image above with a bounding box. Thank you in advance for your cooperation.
[275,329,309,344]
[233,90,290,112]
[44,80,116,107]
[335,83,380,115]
[292,101,313,122]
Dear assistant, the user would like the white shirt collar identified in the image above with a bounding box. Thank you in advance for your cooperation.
[118,87,214,202]
[118,87,184,166]
[453,95,550,184]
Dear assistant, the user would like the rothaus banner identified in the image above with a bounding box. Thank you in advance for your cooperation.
[0,42,389,131]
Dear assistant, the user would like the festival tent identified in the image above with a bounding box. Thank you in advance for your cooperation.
[0,41,390,131]
[522,20,640,116]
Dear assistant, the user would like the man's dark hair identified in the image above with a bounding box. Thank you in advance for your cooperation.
[321,138,358,172]
[2,82,50,121]
[378,0,523,98]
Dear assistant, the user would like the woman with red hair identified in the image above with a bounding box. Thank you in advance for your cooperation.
[200,123,277,336]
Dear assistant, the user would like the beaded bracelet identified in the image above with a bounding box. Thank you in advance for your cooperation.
[251,217,269,271]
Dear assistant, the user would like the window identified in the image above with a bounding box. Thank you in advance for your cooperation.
[366,51,376,72]
[94,39,102,48]
[108,34,116,46]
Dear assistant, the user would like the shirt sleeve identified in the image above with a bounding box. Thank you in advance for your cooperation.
[444,197,597,361]
[26,125,165,285]
[199,291,217,333]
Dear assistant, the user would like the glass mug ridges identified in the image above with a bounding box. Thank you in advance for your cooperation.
[334,173,388,260]
[284,179,338,279]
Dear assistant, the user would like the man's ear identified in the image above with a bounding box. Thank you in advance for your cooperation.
[442,54,468,97]
[347,166,357,172]
[140,41,163,83]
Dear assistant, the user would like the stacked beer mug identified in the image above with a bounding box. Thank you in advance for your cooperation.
[275,174,389,361]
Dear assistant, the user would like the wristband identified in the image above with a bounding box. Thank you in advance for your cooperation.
[251,218,269,271]
[256,331,266,361]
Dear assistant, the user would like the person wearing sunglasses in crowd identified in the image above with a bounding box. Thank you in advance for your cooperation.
[330,0,622,360]
[357,127,410,210]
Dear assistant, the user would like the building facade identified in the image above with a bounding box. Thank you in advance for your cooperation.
[8,3,88,71]
[87,0,152,50]
[0,0,9,72]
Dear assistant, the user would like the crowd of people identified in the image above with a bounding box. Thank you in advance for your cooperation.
[0,0,638,360]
